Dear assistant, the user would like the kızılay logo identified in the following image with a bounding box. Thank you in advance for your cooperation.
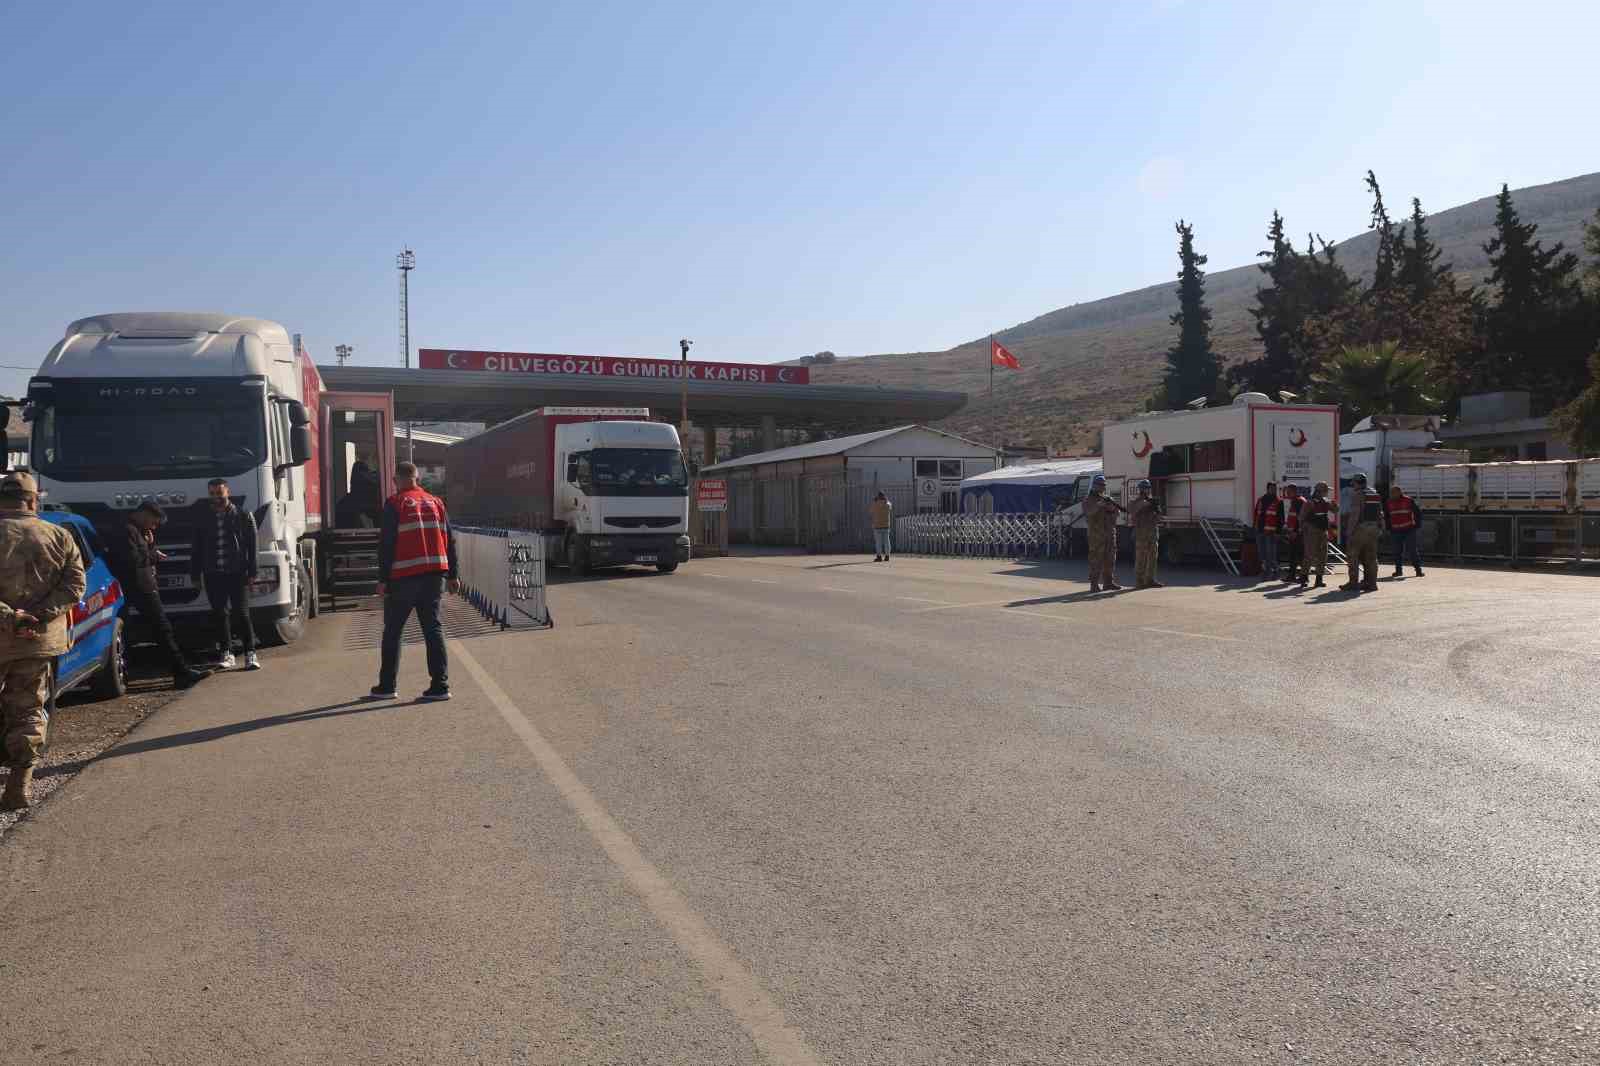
[1132,430,1153,458]
[1288,428,1308,447]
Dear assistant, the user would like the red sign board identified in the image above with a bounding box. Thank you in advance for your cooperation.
[420,349,808,385]
[695,478,728,512]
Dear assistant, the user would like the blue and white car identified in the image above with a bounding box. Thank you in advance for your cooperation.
[41,509,128,709]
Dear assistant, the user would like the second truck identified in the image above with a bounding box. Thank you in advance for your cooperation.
[446,406,691,575]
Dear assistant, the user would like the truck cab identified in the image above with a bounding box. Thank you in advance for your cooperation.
[26,313,317,645]
[555,420,691,574]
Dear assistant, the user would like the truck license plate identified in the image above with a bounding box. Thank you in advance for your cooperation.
[636,554,658,563]
[158,575,189,589]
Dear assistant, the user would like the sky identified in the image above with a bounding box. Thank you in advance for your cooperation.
[2,0,1597,398]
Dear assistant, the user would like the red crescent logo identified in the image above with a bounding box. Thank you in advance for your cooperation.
[1132,431,1153,458]
[1288,428,1307,447]
[777,367,796,383]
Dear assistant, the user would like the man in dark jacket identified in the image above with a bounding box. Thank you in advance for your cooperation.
[1252,482,1284,579]
[191,479,260,670]
[110,503,210,689]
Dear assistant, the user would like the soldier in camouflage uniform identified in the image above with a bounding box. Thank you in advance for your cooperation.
[0,472,86,810]
[1129,479,1164,589]
[1082,474,1123,593]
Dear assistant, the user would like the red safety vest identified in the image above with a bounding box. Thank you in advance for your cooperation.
[1386,495,1417,532]
[1284,499,1301,534]
[387,488,451,579]
[1256,496,1281,532]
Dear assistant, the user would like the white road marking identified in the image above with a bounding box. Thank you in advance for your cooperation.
[894,595,948,604]
[749,578,780,585]
[905,597,1022,613]
[820,586,854,593]
[1140,626,1244,643]
[453,641,824,1066]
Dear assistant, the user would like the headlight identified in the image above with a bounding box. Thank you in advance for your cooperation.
[249,565,280,594]
[590,538,611,547]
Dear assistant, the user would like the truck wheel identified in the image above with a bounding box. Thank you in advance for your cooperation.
[90,618,129,700]
[567,536,590,577]
[655,561,678,574]
[266,569,309,646]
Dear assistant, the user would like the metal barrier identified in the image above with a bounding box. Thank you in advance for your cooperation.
[893,512,1065,558]
[455,526,551,629]
[1403,513,1594,565]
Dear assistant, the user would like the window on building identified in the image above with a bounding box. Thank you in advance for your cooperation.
[1524,442,1547,460]
[1191,439,1235,473]
[915,459,939,478]
[938,459,963,479]
[1157,444,1190,475]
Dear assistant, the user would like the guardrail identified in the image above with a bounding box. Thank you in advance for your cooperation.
[455,526,551,629]
[1413,513,1599,564]
[893,512,1066,558]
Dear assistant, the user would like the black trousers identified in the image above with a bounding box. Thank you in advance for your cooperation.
[378,573,447,690]
[202,571,257,654]
[124,587,191,675]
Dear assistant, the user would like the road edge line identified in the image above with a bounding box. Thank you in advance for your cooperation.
[450,640,825,1066]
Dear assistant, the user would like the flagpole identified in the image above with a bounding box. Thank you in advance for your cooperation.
[989,334,996,462]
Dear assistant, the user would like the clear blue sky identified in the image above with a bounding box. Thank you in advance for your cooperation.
[2,0,1595,398]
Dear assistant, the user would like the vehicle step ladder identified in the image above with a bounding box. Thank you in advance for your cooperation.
[1198,517,1241,576]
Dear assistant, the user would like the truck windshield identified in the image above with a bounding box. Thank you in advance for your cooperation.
[584,448,688,496]
[31,388,266,482]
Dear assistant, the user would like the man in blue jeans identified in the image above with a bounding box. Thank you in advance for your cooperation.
[1252,481,1284,578]
[870,492,893,562]
[370,463,460,702]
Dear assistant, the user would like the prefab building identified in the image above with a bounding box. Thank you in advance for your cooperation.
[703,425,997,550]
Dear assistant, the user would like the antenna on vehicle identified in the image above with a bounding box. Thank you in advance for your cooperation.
[1185,396,1208,410]
[1277,390,1299,403]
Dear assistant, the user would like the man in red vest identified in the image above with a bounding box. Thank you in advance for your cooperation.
[371,462,460,702]
[1281,484,1303,583]
[1385,483,1425,579]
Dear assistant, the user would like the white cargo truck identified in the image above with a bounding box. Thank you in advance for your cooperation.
[26,313,321,644]
[446,406,691,575]
[1103,394,1341,565]
[1337,414,1456,488]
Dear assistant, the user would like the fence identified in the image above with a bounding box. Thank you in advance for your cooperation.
[725,474,918,553]
[893,512,1072,559]
[455,526,551,629]
[1414,514,1598,564]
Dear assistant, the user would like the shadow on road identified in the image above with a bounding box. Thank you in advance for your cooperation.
[67,697,416,769]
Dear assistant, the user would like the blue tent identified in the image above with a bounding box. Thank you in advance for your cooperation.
[959,458,1103,513]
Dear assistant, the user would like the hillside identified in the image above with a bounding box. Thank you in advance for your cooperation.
[806,172,1600,452]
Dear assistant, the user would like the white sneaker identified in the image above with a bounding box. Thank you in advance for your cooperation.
[218,653,237,670]
[244,652,261,671]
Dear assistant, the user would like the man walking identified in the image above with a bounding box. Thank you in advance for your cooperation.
[191,479,259,669]
[1129,479,1163,589]
[0,473,85,809]
[1252,481,1283,580]
[1341,473,1383,593]
[109,503,210,689]
[1385,483,1425,579]
[1082,474,1122,592]
[870,491,893,562]
[1281,484,1304,583]
[371,462,460,702]
[1297,482,1335,589]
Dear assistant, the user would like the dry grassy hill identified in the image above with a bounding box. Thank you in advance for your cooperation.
[805,172,1600,451]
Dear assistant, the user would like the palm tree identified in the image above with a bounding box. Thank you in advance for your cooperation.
[1310,341,1437,430]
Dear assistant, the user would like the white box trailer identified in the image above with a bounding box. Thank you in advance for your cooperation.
[1103,394,1340,564]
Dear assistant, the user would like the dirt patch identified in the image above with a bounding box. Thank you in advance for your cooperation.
[0,649,183,835]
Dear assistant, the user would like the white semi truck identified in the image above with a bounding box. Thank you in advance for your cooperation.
[26,313,322,644]
[446,406,691,575]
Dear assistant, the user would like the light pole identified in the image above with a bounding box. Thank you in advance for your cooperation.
[398,248,416,463]
[334,344,352,367]
[679,337,693,444]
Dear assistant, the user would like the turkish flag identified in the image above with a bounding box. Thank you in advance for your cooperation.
[991,339,1021,370]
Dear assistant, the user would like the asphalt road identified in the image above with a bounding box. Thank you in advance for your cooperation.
[2,553,1597,1064]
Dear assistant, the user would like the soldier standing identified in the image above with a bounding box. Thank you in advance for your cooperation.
[1298,482,1335,589]
[1341,473,1383,593]
[1129,479,1163,589]
[1082,474,1123,593]
[0,473,86,810]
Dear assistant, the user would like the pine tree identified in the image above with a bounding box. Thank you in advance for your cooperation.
[1366,171,1403,296]
[1163,220,1221,406]
[1227,212,1302,396]
[1398,197,1450,302]
[1483,183,1584,395]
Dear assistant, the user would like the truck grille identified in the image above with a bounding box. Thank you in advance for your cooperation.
[604,516,681,529]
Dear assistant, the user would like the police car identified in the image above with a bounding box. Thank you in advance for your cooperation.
[41,509,128,706]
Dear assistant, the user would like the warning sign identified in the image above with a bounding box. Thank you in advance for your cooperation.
[695,478,728,512]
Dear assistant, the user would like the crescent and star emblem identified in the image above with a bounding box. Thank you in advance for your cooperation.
[777,367,796,383]
[1288,428,1308,447]
[446,351,464,369]
[1132,431,1153,459]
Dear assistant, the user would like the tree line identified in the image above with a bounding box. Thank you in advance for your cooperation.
[1156,175,1600,448]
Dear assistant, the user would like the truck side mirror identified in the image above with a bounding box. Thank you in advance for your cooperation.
[289,425,313,465]
[285,400,310,427]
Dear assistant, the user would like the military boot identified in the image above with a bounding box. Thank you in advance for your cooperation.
[2,766,34,811]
